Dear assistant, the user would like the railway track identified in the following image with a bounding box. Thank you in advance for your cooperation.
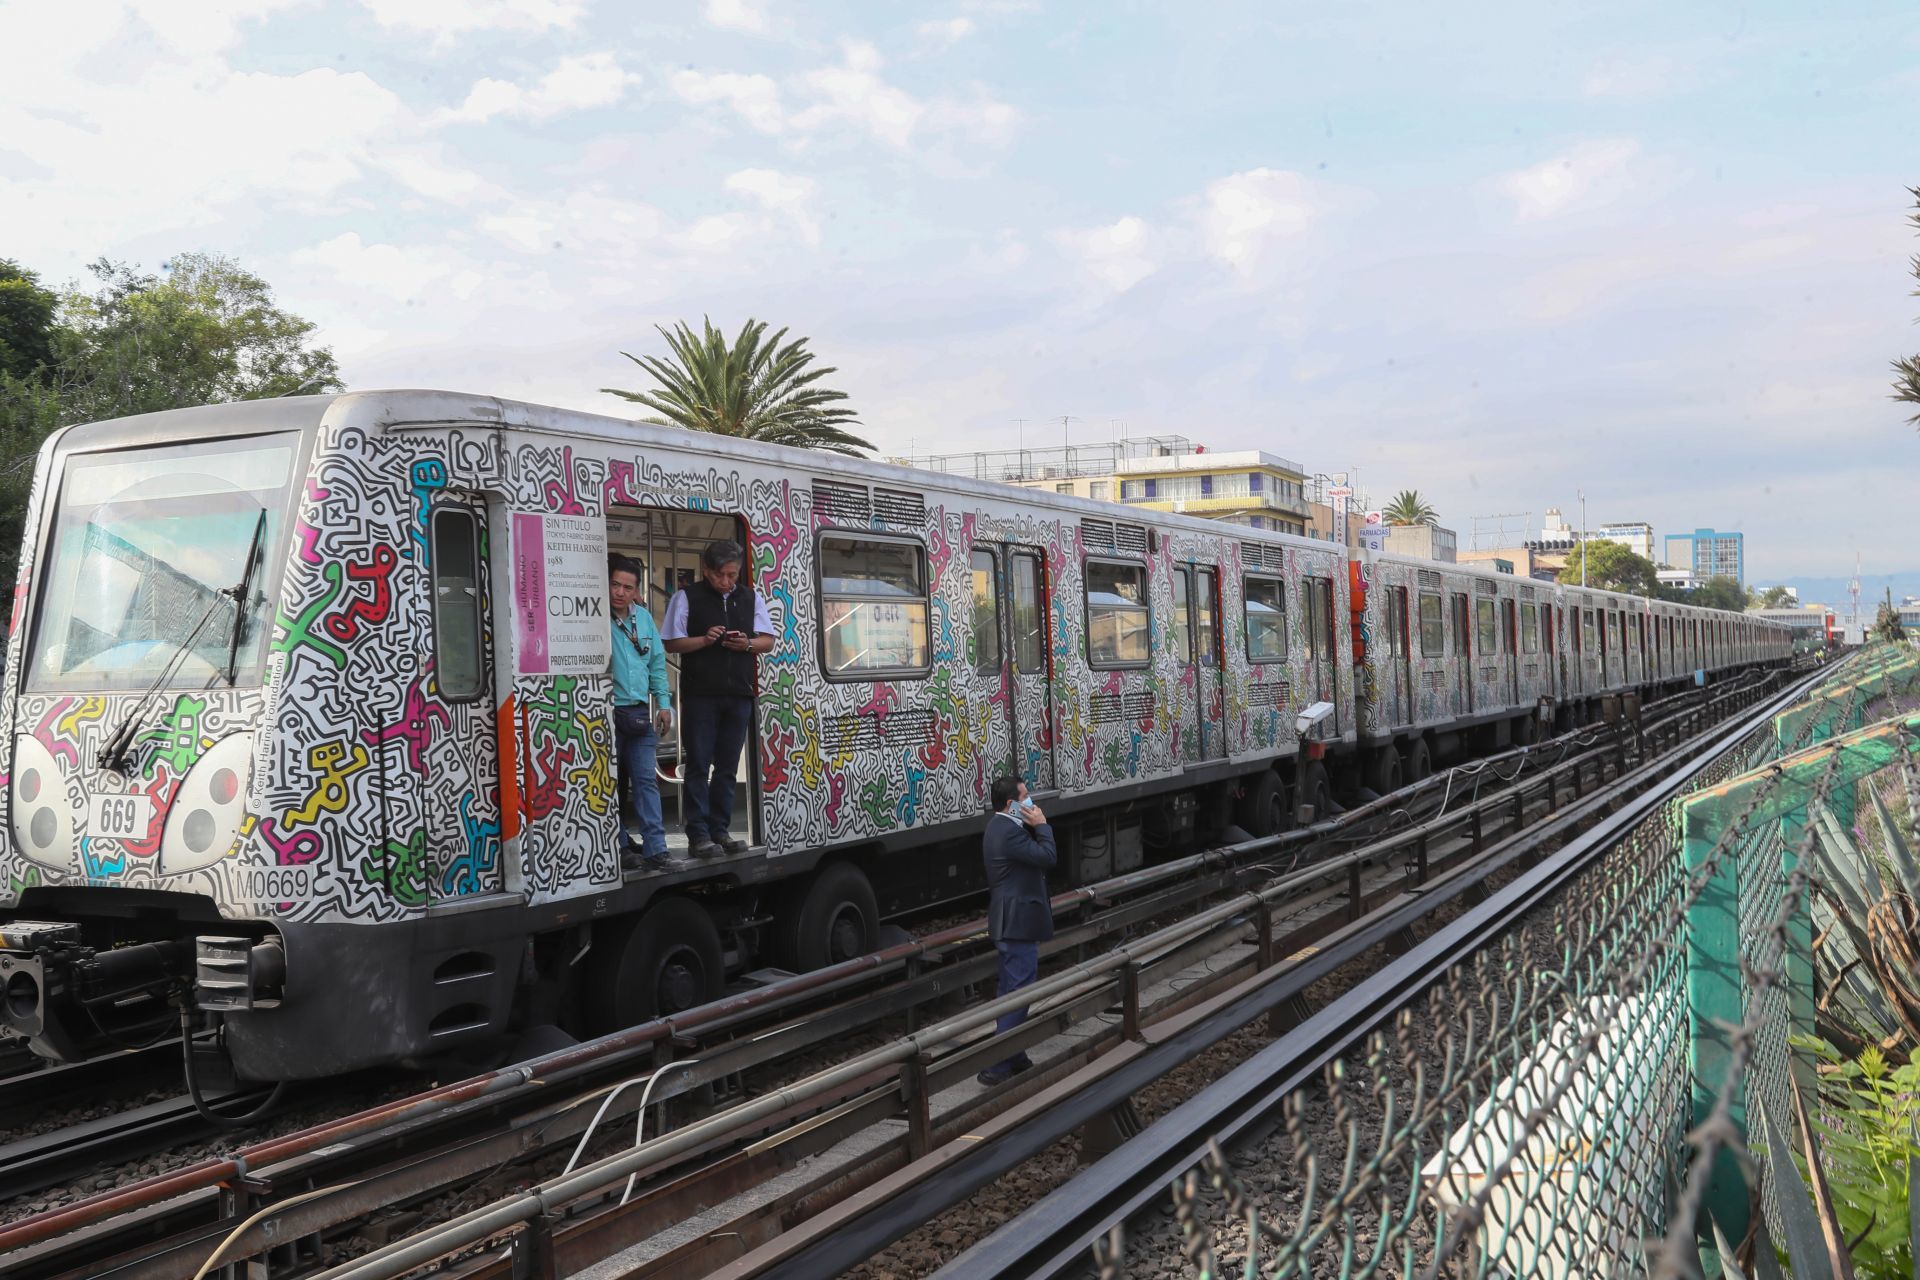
[0,671,1790,1280]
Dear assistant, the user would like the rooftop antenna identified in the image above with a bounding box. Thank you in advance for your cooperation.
[1849,552,1862,636]
[1056,414,1082,449]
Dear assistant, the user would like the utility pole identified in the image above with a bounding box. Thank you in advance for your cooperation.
[1578,489,1587,588]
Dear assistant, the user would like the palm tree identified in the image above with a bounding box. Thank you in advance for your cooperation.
[1381,489,1438,527]
[604,318,873,456]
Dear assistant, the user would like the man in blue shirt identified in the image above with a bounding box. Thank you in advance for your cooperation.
[609,555,674,872]
[979,774,1055,1085]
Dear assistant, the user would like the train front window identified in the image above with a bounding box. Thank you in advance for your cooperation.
[27,435,295,692]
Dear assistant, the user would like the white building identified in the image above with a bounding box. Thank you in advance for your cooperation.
[1592,521,1656,562]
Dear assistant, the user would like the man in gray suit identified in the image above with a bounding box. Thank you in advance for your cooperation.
[979,774,1056,1086]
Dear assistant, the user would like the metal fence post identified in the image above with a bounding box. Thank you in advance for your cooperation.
[1680,793,1752,1245]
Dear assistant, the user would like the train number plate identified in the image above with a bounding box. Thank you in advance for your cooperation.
[89,793,154,839]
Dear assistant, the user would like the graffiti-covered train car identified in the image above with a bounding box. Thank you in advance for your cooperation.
[0,390,1366,1081]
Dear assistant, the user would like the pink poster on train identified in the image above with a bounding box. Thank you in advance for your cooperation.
[512,512,610,676]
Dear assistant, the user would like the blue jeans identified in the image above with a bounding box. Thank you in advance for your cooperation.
[614,707,667,856]
[992,938,1039,1074]
[681,694,751,843]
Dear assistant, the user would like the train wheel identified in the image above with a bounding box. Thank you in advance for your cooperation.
[1234,770,1288,838]
[769,862,879,973]
[1406,737,1433,783]
[587,898,724,1033]
[1297,762,1333,825]
[1367,746,1403,795]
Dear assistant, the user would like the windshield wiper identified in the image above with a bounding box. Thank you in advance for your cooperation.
[97,507,269,774]
[225,509,268,685]
[97,594,227,773]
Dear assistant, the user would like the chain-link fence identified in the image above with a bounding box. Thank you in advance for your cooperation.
[1125,646,1920,1279]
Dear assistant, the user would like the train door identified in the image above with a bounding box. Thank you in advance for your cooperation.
[970,549,1016,777]
[1179,566,1226,761]
[424,495,504,904]
[1451,592,1472,714]
[1009,548,1055,789]
[1384,586,1411,726]
[1542,605,1557,697]
[1307,575,1338,727]
[1501,598,1519,705]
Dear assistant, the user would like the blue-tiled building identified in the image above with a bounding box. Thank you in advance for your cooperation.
[1664,528,1744,584]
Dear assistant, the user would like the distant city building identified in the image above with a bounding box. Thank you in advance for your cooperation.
[1381,523,1458,562]
[1657,566,1704,592]
[898,435,1310,536]
[1592,521,1656,561]
[1460,547,1557,581]
[1114,449,1309,536]
[1664,528,1744,585]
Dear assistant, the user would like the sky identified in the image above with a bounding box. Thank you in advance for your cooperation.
[2,0,1916,584]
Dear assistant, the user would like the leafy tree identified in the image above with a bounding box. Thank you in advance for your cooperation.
[56,253,342,424]
[1380,489,1437,526]
[0,260,57,382]
[1756,585,1795,609]
[1557,539,1660,595]
[1896,185,1920,428]
[0,252,340,590]
[1690,575,1748,612]
[604,317,872,456]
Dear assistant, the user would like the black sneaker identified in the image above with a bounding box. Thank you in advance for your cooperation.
[719,836,749,855]
[688,839,723,859]
[976,1068,1013,1088]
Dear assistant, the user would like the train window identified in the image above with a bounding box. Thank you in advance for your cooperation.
[1309,578,1334,660]
[970,550,1001,676]
[1582,608,1596,653]
[1012,553,1045,674]
[1419,592,1444,657]
[1086,560,1150,667]
[1244,574,1287,662]
[1475,598,1497,655]
[430,508,485,702]
[1195,568,1219,666]
[1521,604,1540,654]
[1452,593,1471,656]
[820,534,931,678]
[1171,568,1194,664]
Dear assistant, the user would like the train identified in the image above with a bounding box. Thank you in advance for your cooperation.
[0,391,1793,1081]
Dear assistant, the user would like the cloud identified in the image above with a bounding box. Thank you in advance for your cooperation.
[1053,216,1157,293]
[702,0,771,35]
[917,17,976,46]
[791,42,924,148]
[1499,139,1640,220]
[1197,168,1321,274]
[289,232,485,302]
[357,0,585,37]
[724,168,820,244]
[671,69,788,134]
[675,41,1018,155]
[445,52,638,123]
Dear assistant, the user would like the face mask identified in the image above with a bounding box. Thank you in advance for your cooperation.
[1014,796,1034,813]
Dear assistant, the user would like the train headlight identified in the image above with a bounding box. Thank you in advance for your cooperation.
[10,736,78,873]
[160,734,254,876]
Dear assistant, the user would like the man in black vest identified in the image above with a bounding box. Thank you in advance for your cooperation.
[663,539,773,858]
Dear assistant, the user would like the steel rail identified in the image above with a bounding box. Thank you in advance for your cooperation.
[925,664,1828,1280]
